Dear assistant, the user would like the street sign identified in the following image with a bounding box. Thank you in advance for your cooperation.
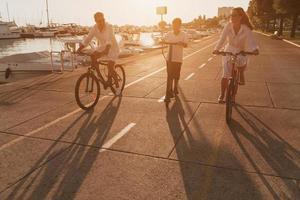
[156,7,167,15]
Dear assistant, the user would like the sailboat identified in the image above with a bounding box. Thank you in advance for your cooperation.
[34,0,58,38]
[0,21,21,39]
[0,5,21,39]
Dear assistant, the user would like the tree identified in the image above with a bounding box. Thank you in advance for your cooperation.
[247,0,276,32]
[273,0,300,37]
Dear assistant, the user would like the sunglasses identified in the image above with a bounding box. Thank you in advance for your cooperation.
[230,14,240,17]
[95,19,104,23]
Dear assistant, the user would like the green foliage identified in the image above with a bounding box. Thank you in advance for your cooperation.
[248,0,299,37]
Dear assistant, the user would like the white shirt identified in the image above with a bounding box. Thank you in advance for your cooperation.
[214,22,258,53]
[82,23,120,61]
[164,31,188,63]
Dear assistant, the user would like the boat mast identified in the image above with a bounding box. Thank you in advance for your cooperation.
[46,0,50,27]
[6,2,10,22]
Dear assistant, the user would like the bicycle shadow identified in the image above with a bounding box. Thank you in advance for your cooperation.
[228,104,300,199]
[2,96,122,199]
[165,88,267,199]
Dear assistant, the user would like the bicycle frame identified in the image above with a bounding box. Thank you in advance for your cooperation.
[213,50,257,123]
[87,60,111,88]
[228,55,241,98]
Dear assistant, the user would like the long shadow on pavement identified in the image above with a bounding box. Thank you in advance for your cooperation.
[165,88,266,199]
[0,75,63,105]
[228,104,300,199]
[2,96,122,199]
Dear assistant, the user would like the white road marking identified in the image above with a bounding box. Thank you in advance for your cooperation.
[282,39,300,48]
[99,123,136,152]
[124,67,166,88]
[255,31,300,48]
[0,97,108,152]
[183,42,217,59]
[158,96,166,102]
[198,63,206,69]
[0,41,217,151]
[185,73,195,80]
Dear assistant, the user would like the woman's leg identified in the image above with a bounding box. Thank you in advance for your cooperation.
[238,65,247,85]
[221,78,228,98]
[219,61,230,103]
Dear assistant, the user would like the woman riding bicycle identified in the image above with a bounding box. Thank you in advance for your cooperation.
[213,7,259,103]
[77,12,120,89]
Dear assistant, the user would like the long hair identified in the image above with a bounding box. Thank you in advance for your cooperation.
[233,7,254,30]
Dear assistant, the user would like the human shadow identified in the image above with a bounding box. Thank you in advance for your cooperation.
[2,96,122,199]
[165,88,266,199]
[228,104,300,199]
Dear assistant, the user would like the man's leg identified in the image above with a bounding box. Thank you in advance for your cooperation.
[108,61,119,88]
[173,63,181,95]
[165,62,172,102]
[91,51,103,68]
[174,79,179,95]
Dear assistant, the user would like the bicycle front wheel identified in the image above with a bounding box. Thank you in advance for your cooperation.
[75,73,100,110]
[226,79,234,123]
[110,64,126,95]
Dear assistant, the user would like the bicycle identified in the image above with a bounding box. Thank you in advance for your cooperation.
[213,51,258,123]
[75,51,126,110]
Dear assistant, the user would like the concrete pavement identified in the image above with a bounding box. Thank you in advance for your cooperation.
[0,34,299,199]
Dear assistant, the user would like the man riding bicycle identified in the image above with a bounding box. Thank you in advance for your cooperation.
[77,12,120,89]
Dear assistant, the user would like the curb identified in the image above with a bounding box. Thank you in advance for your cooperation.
[254,31,300,48]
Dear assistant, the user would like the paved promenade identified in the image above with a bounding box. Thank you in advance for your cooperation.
[0,33,299,199]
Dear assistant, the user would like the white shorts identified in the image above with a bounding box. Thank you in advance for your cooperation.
[222,55,248,78]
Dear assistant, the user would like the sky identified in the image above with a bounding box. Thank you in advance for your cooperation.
[0,0,250,26]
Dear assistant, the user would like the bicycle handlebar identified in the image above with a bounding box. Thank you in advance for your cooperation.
[160,41,186,46]
[213,51,258,56]
[76,51,90,56]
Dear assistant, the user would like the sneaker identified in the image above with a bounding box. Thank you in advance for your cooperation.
[239,76,245,85]
[115,88,122,96]
[167,90,174,98]
[238,81,245,85]
[169,92,174,98]
[218,95,225,104]
[164,96,171,103]
[174,88,179,95]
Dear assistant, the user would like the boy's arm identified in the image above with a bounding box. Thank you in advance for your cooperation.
[178,33,188,47]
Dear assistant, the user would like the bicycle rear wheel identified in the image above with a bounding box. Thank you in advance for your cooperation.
[110,64,126,95]
[75,73,100,110]
[226,79,234,123]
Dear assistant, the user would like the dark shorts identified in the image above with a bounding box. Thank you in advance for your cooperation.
[167,61,182,80]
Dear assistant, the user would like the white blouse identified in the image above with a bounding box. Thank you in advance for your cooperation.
[82,23,120,61]
[214,22,258,53]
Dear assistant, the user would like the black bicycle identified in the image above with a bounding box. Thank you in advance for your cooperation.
[75,52,125,110]
[213,51,258,123]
